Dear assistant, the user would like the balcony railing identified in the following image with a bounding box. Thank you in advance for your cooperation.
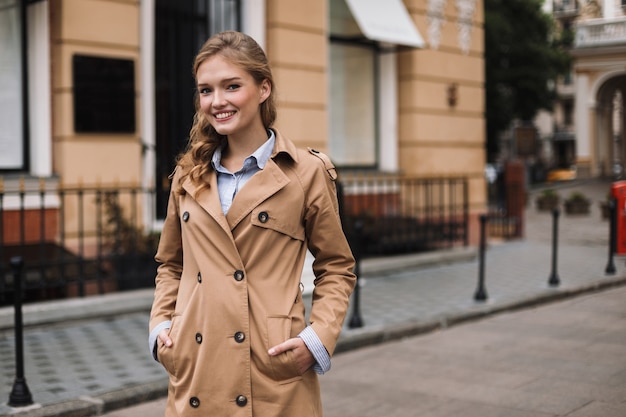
[575,17,626,48]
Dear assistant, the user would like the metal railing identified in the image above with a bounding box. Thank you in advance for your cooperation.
[339,174,469,256]
[0,174,470,306]
[485,177,523,240]
[0,180,158,307]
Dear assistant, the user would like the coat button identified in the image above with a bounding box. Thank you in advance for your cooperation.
[195,333,203,344]
[258,211,269,223]
[234,332,245,343]
[190,397,200,408]
[182,211,190,222]
[236,395,247,407]
[233,270,244,281]
[197,272,202,283]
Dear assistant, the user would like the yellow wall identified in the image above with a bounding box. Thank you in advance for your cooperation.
[47,0,486,218]
[400,0,486,210]
[266,0,329,151]
[50,0,141,188]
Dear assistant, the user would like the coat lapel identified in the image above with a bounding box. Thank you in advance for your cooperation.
[225,158,290,230]
[182,170,233,239]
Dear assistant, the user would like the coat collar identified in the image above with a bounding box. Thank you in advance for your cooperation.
[271,129,299,163]
[180,128,296,234]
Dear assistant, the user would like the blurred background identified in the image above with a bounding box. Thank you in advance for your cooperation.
[0,0,624,305]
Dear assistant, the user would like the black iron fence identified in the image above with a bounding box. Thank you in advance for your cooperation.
[485,164,524,240]
[0,179,159,307]
[0,174,469,306]
[339,174,469,256]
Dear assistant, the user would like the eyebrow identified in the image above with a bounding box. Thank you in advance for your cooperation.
[197,76,242,87]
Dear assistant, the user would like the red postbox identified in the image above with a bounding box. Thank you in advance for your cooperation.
[611,181,626,254]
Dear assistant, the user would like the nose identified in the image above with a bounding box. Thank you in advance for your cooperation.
[212,89,227,107]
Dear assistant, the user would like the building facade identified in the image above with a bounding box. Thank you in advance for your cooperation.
[545,0,626,179]
[2,0,485,241]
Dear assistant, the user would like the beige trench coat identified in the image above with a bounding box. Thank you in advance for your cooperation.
[149,130,356,417]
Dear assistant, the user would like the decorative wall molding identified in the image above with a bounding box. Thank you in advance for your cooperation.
[455,0,476,54]
[427,0,447,50]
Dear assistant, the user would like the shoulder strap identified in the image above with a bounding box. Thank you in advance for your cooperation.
[307,148,338,181]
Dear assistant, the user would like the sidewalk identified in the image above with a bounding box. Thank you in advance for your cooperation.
[1,179,624,417]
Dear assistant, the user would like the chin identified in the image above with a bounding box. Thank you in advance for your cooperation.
[211,123,234,136]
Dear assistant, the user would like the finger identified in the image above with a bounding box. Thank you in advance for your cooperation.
[158,330,173,347]
[267,338,298,356]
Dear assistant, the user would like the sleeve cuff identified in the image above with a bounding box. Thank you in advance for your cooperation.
[298,326,331,374]
[149,320,172,361]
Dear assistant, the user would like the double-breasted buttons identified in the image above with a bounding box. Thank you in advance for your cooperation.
[182,211,190,222]
[258,211,269,223]
[234,332,245,343]
[190,397,200,408]
[233,270,244,282]
[195,333,203,344]
[197,272,202,283]
[236,395,247,407]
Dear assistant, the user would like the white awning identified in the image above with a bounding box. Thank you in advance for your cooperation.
[345,0,425,48]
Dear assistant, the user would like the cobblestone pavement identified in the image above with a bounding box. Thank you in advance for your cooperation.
[1,179,624,416]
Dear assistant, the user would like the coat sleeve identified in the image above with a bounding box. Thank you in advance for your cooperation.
[303,149,356,357]
[149,169,184,333]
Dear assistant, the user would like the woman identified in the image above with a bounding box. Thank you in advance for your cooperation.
[149,31,356,416]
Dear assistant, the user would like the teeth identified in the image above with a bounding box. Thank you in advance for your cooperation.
[215,112,235,119]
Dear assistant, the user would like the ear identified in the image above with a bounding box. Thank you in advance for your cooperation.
[259,79,271,104]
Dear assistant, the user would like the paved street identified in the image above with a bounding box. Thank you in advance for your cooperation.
[321,284,626,417]
[101,283,626,417]
[1,178,625,416]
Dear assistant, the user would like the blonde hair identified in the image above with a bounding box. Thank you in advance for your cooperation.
[176,31,276,195]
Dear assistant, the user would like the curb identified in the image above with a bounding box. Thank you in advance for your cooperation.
[336,274,626,354]
[4,380,169,417]
[0,289,155,332]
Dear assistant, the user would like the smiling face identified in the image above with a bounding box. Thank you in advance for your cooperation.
[196,54,271,142]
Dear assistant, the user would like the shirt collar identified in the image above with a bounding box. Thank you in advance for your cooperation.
[211,130,275,172]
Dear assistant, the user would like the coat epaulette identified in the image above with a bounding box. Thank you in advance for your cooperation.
[307,148,337,181]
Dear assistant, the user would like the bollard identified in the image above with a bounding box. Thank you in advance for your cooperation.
[348,220,363,329]
[474,214,488,302]
[548,208,561,287]
[605,198,616,275]
[8,256,33,407]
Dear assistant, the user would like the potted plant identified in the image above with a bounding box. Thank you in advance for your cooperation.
[564,191,591,215]
[535,188,560,211]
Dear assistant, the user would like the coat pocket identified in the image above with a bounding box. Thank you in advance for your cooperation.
[158,314,181,378]
[251,207,305,241]
[267,315,303,385]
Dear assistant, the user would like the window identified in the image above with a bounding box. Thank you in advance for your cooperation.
[73,55,136,133]
[563,100,573,126]
[0,0,25,170]
[329,0,378,168]
[329,43,377,167]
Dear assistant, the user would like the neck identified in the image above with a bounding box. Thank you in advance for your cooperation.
[220,126,268,172]
[226,126,268,158]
